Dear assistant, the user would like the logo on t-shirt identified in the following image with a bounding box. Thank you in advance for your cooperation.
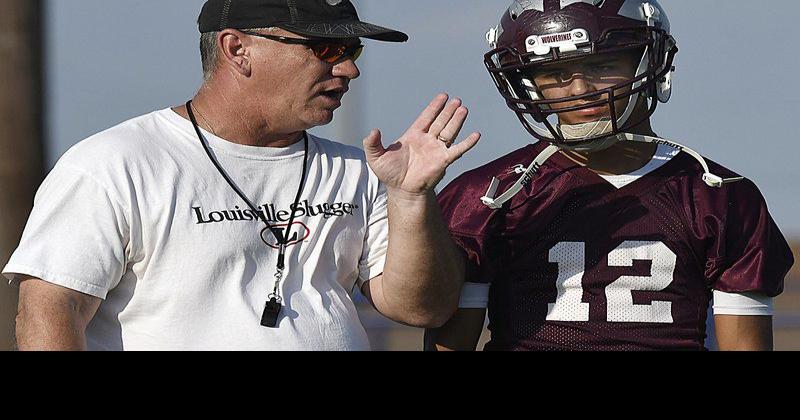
[260,222,311,249]
[192,200,360,225]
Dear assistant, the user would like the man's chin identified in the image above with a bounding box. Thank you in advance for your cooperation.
[304,110,335,128]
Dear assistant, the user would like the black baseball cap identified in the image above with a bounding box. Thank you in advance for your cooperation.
[198,0,409,42]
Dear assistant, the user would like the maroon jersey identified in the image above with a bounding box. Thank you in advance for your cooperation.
[438,141,794,351]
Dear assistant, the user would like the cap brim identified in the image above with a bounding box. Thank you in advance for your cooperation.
[279,21,409,42]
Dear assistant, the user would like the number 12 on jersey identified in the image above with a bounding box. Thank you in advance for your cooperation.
[546,241,677,324]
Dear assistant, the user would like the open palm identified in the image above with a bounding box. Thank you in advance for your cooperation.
[363,94,481,195]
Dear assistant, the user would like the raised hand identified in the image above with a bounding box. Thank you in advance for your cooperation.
[363,93,481,196]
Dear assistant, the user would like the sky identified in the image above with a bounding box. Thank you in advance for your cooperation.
[46,0,800,236]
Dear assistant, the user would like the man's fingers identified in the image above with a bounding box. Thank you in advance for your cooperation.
[448,132,482,162]
[428,98,463,138]
[362,129,385,160]
[437,106,469,145]
[411,93,449,132]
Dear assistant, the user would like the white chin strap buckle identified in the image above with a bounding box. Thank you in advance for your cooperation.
[702,173,745,188]
[481,178,503,209]
[643,2,660,27]
[486,25,500,48]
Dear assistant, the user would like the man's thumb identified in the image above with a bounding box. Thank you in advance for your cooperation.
[362,129,384,160]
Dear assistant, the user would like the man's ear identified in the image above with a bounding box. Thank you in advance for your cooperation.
[217,29,252,77]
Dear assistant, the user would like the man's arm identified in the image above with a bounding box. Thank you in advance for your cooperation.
[361,94,480,328]
[424,308,486,351]
[362,192,466,328]
[15,276,101,351]
[714,315,773,351]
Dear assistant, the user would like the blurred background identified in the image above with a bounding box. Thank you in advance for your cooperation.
[1,0,797,350]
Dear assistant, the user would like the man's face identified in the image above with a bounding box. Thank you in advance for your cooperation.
[528,50,641,125]
[244,28,361,132]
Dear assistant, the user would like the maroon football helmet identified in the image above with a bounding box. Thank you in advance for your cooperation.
[480,1,742,210]
[485,0,678,150]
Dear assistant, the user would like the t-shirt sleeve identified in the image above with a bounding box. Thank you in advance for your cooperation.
[2,162,130,299]
[357,175,388,287]
[704,179,793,297]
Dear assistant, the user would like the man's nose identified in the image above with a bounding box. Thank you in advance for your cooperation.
[332,58,360,80]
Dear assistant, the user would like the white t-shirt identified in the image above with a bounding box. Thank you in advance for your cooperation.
[3,108,388,351]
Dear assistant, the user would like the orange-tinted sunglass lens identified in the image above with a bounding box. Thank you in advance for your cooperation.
[313,43,363,63]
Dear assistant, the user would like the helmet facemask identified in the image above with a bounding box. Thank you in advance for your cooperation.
[486,25,678,151]
[479,1,742,210]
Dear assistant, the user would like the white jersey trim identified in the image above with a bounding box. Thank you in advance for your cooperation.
[458,282,490,309]
[457,285,774,316]
[713,290,774,316]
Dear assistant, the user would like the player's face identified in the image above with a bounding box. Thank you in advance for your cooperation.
[246,29,361,131]
[528,50,640,125]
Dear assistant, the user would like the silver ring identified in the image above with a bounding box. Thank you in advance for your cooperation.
[437,135,452,145]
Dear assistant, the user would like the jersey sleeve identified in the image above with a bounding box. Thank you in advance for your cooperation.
[437,175,504,286]
[704,179,793,297]
[2,162,131,299]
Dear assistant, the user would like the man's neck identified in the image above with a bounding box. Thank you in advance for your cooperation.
[560,120,659,176]
[173,91,304,148]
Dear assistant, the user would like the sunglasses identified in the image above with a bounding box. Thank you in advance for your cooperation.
[241,31,364,63]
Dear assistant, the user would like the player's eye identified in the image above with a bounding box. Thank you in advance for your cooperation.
[535,70,571,82]
[592,65,615,72]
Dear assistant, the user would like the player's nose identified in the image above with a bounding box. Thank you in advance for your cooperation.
[567,74,595,96]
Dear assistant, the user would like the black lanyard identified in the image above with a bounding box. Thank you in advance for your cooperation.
[186,101,309,328]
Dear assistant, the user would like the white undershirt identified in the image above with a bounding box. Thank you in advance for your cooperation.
[598,144,680,189]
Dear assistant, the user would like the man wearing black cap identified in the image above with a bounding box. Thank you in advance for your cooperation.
[5,0,480,350]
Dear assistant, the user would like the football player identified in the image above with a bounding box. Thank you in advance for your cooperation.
[426,0,794,351]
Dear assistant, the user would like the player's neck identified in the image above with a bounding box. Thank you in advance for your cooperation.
[561,120,659,176]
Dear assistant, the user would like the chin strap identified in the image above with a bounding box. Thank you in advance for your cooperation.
[481,134,745,209]
[481,145,560,209]
[618,133,745,188]
[558,118,614,140]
